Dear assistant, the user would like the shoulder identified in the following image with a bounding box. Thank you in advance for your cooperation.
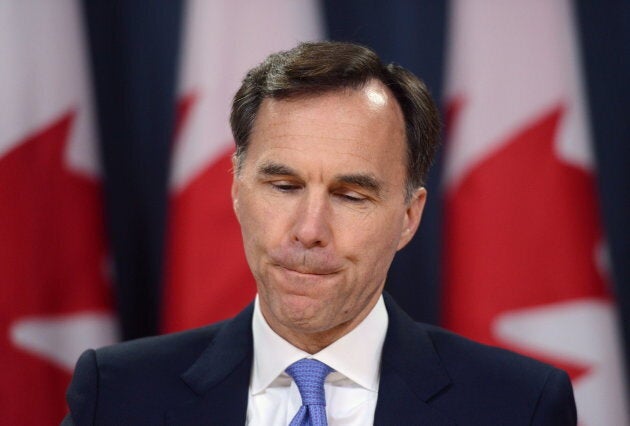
[420,323,576,424]
[64,320,232,425]
[423,322,556,380]
[69,320,229,390]
[381,294,575,424]
[384,294,565,388]
[95,320,226,369]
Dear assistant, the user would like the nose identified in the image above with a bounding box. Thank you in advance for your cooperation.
[291,190,332,248]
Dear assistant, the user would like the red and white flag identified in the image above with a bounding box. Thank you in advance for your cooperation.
[163,0,322,332]
[443,0,628,424]
[0,1,117,424]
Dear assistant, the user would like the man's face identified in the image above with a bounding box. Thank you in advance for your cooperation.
[232,80,426,349]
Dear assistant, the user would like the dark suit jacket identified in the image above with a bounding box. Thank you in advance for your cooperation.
[62,293,577,425]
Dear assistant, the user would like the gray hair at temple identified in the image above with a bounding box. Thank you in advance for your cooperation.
[230,41,441,201]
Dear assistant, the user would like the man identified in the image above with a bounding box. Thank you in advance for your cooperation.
[63,41,577,425]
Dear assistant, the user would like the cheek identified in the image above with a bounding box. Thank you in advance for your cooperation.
[239,194,290,257]
[340,209,404,254]
[335,215,403,288]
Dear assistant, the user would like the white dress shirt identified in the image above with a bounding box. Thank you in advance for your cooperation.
[246,295,388,425]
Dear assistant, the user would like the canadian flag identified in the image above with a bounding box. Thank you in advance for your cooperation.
[162,0,322,332]
[442,0,629,424]
[0,1,117,424]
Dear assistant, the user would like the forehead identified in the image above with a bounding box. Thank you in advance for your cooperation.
[245,81,407,179]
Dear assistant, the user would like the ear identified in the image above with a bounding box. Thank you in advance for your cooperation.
[396,187,427,250]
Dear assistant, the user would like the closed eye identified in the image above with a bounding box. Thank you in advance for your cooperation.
[335,191,368,203]
[270,181,301,192]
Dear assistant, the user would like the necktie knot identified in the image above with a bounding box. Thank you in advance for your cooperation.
[286,358,333,407]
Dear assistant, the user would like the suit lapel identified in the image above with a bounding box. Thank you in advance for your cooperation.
[374,293,455,426]
[164,294,455,424]
[166,304,254,425]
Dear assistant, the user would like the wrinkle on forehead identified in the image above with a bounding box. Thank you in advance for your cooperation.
[256,80,402,128]
[255,145,386,173]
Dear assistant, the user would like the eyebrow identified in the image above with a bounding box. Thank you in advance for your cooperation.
[335,173,383,196]
[257,161,298,177]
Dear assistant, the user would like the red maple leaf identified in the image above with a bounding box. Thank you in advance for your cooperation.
[443,104,609,382]
[0,111,113,424]
[162,94,256,333]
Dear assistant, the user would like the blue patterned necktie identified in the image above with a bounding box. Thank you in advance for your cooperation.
[286,358,334,426]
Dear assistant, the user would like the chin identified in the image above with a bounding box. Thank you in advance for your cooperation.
[280,292,322,315]
[273,294,326,326]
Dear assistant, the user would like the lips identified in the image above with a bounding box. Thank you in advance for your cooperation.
[269,248,343,276]
[277,264,339,276]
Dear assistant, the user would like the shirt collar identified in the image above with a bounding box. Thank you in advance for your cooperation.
[251,294,388,394]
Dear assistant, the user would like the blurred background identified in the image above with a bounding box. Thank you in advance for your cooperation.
[1,0,628,424]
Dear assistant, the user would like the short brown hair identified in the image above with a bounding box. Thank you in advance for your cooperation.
[230,41,440,199]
